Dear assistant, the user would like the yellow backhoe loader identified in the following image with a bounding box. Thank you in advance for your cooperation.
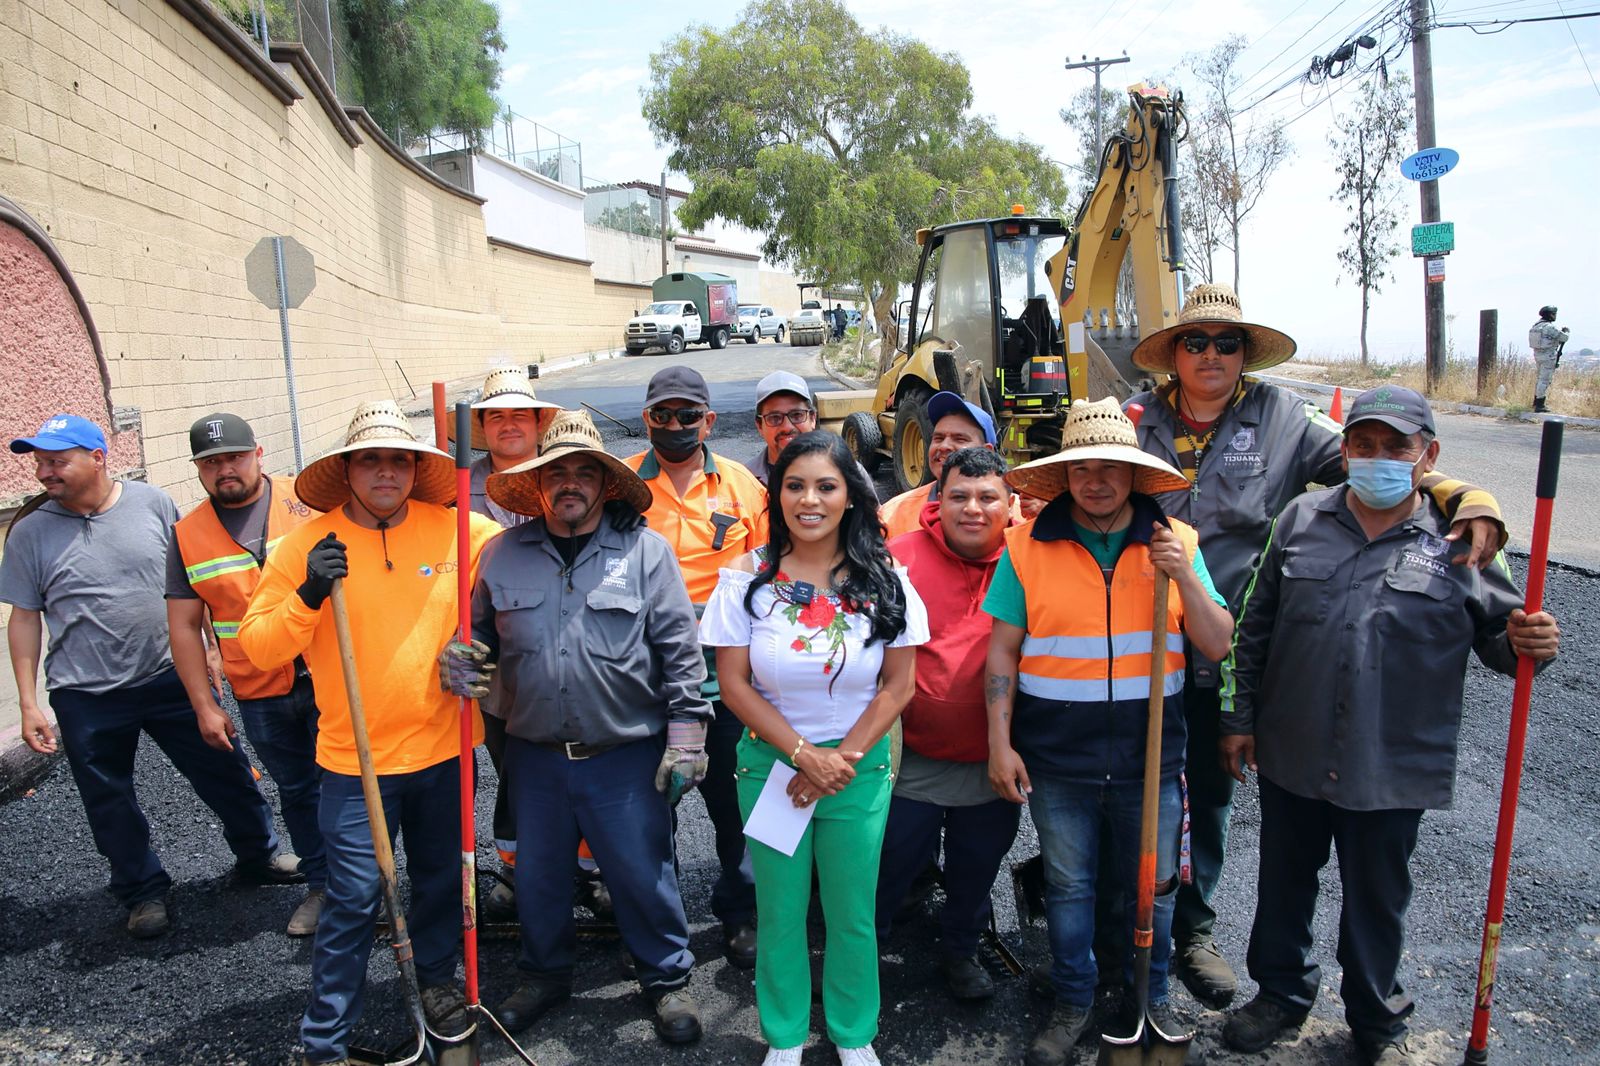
[822,84,1189,492]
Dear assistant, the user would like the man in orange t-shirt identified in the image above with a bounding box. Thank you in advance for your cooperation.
[240,400,502,1066]
[623,365,767,968]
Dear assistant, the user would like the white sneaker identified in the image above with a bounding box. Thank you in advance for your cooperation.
[838,1045,881,1066]
[762,1047,802,1066]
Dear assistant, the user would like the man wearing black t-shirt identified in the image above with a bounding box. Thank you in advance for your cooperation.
[167,413,325,936]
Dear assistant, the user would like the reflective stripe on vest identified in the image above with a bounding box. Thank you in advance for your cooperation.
[173,481,314,700]
[1004,514,1197,705]
[184,538,285,588]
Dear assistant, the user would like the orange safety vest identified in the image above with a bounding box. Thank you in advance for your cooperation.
[174,478,316,701]
[1005,516,1195,705]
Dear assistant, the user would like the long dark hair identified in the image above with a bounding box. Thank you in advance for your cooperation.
[745,431,907,645]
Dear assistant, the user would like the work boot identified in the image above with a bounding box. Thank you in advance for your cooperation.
[420,983,472,1039]
[940,953,996,1001]
[235,852,306,886]
[127,898,170,939]
[1025,1001,1093,1066]
[497,978,570,1033]
[1533,398,1548,413]
[287,887,325,937]
[650,986,702,1044]
[1174,934,1237,1009]
[723,922,757,969]
[1222,994,1308,1053]
[1145,1000,1193,1041]
[483,877,517,923]
[1367,1037,1418,1065]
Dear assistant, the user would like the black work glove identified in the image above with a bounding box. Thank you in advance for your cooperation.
[604,499,646,533]
[297,532,348,610]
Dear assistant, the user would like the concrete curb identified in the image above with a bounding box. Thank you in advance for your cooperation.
[817,340,873,392]
[1255,373,1600,430]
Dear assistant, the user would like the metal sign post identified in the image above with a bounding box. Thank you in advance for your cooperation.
[246,235,316,471]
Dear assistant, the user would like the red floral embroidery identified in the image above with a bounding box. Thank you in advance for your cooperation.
[790,638,807,651]
[797,597,837,629]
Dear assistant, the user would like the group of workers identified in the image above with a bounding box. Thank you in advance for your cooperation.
[2,282,1562,1066]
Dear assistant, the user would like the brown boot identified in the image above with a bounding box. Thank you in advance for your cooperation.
[287,887,325,937]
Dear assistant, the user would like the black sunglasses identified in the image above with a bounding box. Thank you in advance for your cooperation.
[646,407,709,427]
[758,409,816,428]
[1178,333,1245,356]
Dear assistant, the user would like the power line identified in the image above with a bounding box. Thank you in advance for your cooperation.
[1125,0,1182,51]
[1553,0,1600,98]
[1435,10,1600,29]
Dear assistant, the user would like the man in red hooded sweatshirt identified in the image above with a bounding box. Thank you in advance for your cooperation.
[876,446,1019,1001]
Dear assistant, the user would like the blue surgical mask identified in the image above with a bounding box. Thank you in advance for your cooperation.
[1346,456,1421,509]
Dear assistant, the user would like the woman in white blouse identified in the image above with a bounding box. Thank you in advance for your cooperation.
[701,432,929,1066]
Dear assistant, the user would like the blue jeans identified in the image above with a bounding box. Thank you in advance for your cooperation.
[300,759,464,1064]
[697,701,756,928]
[507,734,693,991]
[239,673,325,887]
[1029,774,1182,1008]
[51,666,280,907]
[875,793,1021,958]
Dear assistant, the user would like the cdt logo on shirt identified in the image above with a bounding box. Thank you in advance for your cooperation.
[602,557,630,590]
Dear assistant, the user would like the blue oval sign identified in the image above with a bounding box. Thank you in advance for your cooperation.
[1401,147,1459,181]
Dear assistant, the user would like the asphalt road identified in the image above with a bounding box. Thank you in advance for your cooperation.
[2,343,1596,1066]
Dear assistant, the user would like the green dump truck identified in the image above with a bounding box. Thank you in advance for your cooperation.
[624,271,740,355]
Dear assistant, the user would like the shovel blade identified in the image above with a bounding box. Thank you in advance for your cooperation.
[1097,1014,1193,1066]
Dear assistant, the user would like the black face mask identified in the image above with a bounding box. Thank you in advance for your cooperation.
[650,425,701,462]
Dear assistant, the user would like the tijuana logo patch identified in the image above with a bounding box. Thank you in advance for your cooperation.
[1415,532,1450,558]
[1222,427,1262,467]
[1229,428,1255,452]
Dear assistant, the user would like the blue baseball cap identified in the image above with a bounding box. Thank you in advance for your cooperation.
[926,391,997,445]
[10,414,108,454]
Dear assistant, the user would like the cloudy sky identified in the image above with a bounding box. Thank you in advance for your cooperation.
[492,0,1599,361]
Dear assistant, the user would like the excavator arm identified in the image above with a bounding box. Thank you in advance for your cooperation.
[1048,83,1187,401]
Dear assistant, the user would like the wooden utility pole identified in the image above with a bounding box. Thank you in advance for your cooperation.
[1410,0,1447,390]
[1477,309,1498,397]
[1064,54,1131,155]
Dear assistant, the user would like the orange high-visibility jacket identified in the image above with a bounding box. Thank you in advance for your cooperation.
[1004,498,1196,783]
[173,478,315,701]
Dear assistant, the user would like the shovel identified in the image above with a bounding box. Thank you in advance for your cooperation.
[1099,571,1192,1066]
[330,580,434,1066]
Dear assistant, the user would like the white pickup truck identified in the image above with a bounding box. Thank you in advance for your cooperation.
[626,300,724,355]
[736,304,786,344]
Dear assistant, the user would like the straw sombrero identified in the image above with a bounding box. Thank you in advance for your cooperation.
[1005,398,1191,502]
[1130,283,1296,374]
[486,410,652,518]
[294,400,456,512]
[447,367,564,452]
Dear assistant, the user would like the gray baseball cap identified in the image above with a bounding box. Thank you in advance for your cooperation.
[1344,386,1435,436]
[644,365,711,406]
[189,413,258,460]
[755,370,812,406]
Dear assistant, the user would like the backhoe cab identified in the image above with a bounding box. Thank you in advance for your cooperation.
[826,84,1187,492]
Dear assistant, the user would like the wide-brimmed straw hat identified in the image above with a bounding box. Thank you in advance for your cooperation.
[486,410,652,518]
[1005,398,1191,501]
[1130,283,1297,374]
[294,400,456,512]
[448,367,563,452]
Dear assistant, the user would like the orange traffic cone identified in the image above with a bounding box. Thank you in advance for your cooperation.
[1330,386,1344,424]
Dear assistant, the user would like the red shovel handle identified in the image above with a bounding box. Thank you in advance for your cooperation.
[454,401,481,1008]
[1465,420,1563,1062]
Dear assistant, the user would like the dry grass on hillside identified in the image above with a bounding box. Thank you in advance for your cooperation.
[1288,355,1600,418]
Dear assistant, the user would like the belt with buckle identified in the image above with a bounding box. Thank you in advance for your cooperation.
[536,740,618,760]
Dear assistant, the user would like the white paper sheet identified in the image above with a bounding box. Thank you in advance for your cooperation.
[743,762,816,857]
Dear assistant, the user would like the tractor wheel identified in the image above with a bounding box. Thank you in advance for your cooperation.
[842,411,883,474]
[892,385,935,494]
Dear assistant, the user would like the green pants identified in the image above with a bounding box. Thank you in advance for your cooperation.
[736,732,893,1049]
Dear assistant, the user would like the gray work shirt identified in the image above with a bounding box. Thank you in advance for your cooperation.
[1220,486,1526,812]
[469,454,532,529]
[0,480,179,694]
[471,519,711,744]
[746,447,880,502]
